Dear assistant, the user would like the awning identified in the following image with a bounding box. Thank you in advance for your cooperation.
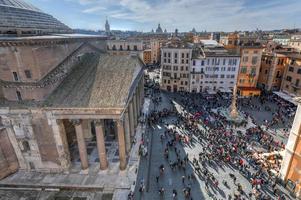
[273,91,298,106]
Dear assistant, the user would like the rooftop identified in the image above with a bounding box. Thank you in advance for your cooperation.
[0,53,144,109]
[44,53,143,108]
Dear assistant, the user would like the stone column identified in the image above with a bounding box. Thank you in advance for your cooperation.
[124,110,131,154]
[129,101,135,137]
[132,95,138,128]
[136,87,141,118]
[94,120,108,170]
[1,117,27,169]
[116,120,127,170]
[71,119,89,170]
[51,118,71,170]
[82,120,93,140]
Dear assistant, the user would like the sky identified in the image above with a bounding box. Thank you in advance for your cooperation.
[27,0,301,32]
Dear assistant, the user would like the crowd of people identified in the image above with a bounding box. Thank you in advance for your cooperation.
[130,70,295,200]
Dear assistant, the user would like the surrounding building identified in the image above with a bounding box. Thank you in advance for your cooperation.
[237,45,263,96]
[106,40,143,54]
[105,18,110,34]
[258,52,288,91]
[190,45,240,93]
[160,42,192,92]
[143,49,152,65]
[280,97,301,198]
[288,35,301,53]
[150,39,162,64]
[0,0,72,36]
[156,23,163,34]
[280,54,301,97]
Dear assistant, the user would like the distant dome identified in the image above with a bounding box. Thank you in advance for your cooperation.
[0,0,72,35]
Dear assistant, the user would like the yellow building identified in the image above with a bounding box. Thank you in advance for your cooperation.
[280,97,301,198]
[237,45,263,96]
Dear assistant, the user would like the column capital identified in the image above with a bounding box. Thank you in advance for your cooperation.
[69,119,81,126]
[93,119,104,127]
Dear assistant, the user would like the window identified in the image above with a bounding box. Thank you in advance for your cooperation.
[168,80,170,84]
[201,60,205,66]
[168,53,171,57]
[174,59,177,64]
[290,59,295,65]
[265,70,268,74]
[251,56,258,65]
[297,69,301,74]
[164,80,166,84]
[164,52,167,57]
[223,59,226,65]
[173,66,178,71]
[185,81,188,85]
[242,56,248,62]
[174,73,177,79]
[289,67,294,72]
[168,59,171,63]
[127,45,130,50]
[207,59,210,65]
[181,59,184,64]
[174,53,178,58]
[251,68,256,75]
[24,70,32,78]
[240,67,247,74]
[227,67,231,71]
[134,45,138,51]
[286,76,292,82]
[296,79,300,86]
[186,53,189,58]
[22,140,30,152]
[186,67,188,71]
[182,53,184,58]
[181,66,184,71]
[164,59,166,63]
[254,50,258,54]
[230,75,235,78]
[233,59,237,65]
[193,60,196,66]
[16,91,22,101]
[231,67,236,71]
[220,74,225,78]
[13,72,18,81]
[119,45,123,50]
[244,50,249,54]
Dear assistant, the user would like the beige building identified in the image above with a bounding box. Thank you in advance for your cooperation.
[160,42,192,92]
[150,39,161,64]
[280,97,301,198]
[280,54,301,97]
[106,40,143,54]
[237,45,263,96]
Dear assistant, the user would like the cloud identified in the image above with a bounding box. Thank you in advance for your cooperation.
[82,5,106,13]
[61,0,301,31]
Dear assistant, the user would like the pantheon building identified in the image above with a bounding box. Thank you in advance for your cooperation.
[0,0,144,180]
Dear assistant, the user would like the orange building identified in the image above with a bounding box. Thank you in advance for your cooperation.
[237,45,263,96]
[258,53,288,91]
[280,54,301,97]
[143,49,152,65]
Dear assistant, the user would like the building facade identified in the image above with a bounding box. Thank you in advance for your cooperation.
[190,46,240,93]
[258,53,288,91]
[143,49,152,65]
[280,97,301,198]
[160,44,192,92]
[237,46,263,96]
[280,54,301,97]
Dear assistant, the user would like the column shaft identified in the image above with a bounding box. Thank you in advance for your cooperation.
[124,111,131,154]
[129,101,135,137]
[117,120,127,170]
[94,120,108,170]
[132,95,138,128]
[74,121,89,170]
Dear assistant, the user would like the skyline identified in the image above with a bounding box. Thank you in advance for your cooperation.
[24,0,301,32]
